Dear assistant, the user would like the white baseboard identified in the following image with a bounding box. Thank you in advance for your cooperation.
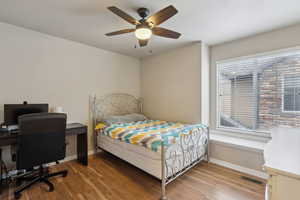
[210,158,268,180]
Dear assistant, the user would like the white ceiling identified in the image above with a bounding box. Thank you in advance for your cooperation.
[1,0,300,58]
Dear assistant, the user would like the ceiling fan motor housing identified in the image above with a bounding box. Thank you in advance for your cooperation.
[137,8,150,19]
[136,23,150,30]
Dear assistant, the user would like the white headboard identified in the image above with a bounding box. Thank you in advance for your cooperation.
[89,93,142,126]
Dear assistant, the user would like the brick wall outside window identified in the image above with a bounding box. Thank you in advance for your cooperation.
[258,55,300,130]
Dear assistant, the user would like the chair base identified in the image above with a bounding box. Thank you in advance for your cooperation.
[14,166,67,199]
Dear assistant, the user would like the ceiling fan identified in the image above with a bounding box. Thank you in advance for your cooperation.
[105,5,181,47]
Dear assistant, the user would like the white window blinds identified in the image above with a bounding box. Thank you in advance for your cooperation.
[217,48,300,133]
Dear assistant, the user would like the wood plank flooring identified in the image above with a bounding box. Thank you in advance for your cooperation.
[1,152,266,200]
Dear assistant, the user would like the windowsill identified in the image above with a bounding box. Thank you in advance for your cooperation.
[210,130,268,153]
[216,126,271,139]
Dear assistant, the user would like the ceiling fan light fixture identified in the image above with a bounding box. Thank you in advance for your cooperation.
[134,27,152,40]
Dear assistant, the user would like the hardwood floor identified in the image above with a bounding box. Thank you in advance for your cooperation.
[1,152,266,200]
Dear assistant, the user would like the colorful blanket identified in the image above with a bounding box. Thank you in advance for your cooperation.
[100,120,207,152]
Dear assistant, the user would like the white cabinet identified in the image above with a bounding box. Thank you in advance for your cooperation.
[265,167,300,200]
[264,127,300,200]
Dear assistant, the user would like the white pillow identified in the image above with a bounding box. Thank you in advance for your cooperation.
[103,113,147,125]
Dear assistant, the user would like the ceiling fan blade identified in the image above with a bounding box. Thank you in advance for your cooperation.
[108,6,140,25]
[146,5,178,26]
[152,27,181,39]
[139,39,148,47]
[105,29,135,36]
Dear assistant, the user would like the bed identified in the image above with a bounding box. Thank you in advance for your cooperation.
[90,93,209,200]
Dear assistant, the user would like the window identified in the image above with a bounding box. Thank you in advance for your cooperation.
[283,75,300,112]
[217,48,300,135]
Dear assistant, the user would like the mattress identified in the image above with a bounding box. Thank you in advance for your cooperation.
[98,134,162,179]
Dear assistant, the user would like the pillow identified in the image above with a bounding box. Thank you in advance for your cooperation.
[125,113,147,122]
[95,123,106,130]
[103,113,147,125]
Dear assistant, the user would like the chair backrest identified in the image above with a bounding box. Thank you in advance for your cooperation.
[17,113,67,170]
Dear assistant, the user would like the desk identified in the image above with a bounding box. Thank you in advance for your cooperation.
[0,123,88,166]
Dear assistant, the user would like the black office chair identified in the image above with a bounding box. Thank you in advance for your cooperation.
[14,113,68,199]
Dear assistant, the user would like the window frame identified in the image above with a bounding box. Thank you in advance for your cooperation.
[215,46,300,139]
[281,75,300,113]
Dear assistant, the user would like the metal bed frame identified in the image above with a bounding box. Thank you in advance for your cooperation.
[90,93,209,200]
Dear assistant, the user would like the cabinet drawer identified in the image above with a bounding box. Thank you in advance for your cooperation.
[273,175,300,200]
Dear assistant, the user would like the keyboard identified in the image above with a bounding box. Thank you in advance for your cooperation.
[7,125,19,131]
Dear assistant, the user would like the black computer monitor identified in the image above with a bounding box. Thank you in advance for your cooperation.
[4,104,49,125]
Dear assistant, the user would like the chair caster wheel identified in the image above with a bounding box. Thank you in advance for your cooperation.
[16,179,22,187]
[62,171,68,177]
[49,186,54,192]
[14,192,22,199]
[48,183,54,192]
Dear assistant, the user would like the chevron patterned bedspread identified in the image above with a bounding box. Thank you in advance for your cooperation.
[102,120,207,152]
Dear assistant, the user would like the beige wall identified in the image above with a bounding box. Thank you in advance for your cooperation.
[0,22,140,166]
[141,43,206,124]
[210,23,300,172]
[210,142,264,171]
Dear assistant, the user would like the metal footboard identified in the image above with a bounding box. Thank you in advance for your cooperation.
[160,126,209,200]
